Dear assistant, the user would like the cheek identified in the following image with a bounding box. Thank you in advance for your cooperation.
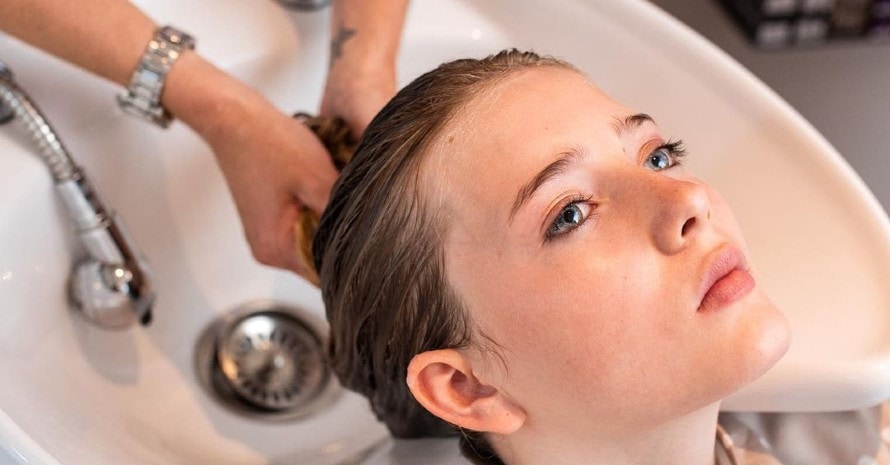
[708,188,749,249]
[473,249,680,400]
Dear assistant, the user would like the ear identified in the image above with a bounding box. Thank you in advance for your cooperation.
[406,349,526,434]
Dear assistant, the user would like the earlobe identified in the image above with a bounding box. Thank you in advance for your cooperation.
[406,349,526,435]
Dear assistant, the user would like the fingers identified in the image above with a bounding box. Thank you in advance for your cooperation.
[347,105,379,138]
[206,102,337,278]
[324,92,390,138]
[243,204,314,280]
[320,66,396,138]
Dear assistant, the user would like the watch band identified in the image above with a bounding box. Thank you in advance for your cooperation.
[117,26,196,128]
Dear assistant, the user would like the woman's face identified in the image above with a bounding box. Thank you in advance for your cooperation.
[426,67,791,433]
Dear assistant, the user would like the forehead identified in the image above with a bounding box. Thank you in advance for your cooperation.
[423,67,631,224]
[455,66,626,140]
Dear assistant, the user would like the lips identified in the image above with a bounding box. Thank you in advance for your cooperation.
[696,245,755,313]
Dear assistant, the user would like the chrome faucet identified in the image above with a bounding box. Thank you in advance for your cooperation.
[0,60,155,330]
[275,0,331,11]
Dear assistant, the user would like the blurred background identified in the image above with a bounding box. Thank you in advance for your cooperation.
[650,0,890,212]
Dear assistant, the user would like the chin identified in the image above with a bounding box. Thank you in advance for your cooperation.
[662,291,792,420]
[731,291,792,391]
[753,294,792,373]
[695,289,792,410]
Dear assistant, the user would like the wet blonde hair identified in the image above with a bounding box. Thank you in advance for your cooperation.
[293,112,358,286]
[308,49,576,464]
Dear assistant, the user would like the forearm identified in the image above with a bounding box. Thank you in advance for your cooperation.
[0,0,262,150]
[329,0,409,71]
[163,52,268,156]
[0,0,339,274]
[0,0,154,86]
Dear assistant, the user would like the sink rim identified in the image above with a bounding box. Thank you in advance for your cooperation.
[2,0,890,463]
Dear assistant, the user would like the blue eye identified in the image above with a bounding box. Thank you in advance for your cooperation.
[547,200,592,240]
[645,148,673,171]
[644,140,687,171]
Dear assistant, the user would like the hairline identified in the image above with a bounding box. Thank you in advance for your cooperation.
[413,64,581,364]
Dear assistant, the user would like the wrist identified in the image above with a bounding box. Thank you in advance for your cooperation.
[330,44,396,79]
[117,26,196,127]
[328,47,396,92]
[162,52,266,147]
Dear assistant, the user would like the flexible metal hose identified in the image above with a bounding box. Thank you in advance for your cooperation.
[0,60,155,330]
[0,61,78,182]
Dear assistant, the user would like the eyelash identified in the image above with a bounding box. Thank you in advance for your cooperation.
[544,138,689,243]
[544,194,594,242]
[653,138,688,167]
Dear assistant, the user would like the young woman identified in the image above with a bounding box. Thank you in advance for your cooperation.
[310,49,792,465]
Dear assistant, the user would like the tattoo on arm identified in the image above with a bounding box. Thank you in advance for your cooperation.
[330,20,357,65]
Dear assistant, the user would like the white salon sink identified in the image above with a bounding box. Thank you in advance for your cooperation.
[1,1,889,464]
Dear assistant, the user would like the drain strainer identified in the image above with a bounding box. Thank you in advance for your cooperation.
[195,301,338,420]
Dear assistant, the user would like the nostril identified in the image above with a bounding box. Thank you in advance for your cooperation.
[140,309,153,326]
[681,217,697,237]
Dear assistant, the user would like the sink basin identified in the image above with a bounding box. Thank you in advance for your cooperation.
[1,0,889,464]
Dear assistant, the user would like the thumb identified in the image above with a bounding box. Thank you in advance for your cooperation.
[295,157,338,215]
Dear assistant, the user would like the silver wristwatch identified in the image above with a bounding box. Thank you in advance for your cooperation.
[117,26,196,128]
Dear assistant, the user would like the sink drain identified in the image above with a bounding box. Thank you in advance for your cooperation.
[195,300,339,420]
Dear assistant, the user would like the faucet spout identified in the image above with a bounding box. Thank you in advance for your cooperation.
[0,60,156,331]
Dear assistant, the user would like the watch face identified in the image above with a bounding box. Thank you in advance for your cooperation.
[138,69,162,87]
[160,26,196,49]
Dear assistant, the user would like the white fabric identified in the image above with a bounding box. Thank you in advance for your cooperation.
[717,402,890,465]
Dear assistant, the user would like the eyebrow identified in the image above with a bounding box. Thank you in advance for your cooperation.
[612,113,655,136]
[507,113,656,223]
[508,147,583,222]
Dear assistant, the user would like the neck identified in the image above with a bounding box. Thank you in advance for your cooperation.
[495,402,721,465]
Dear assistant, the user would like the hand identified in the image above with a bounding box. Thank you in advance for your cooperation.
[210,105,338,276]
[164,53,338,278]
[320,58,396,138]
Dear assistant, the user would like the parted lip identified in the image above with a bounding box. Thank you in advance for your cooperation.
[696,245,750,310]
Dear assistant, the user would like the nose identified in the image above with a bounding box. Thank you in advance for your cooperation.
[649,177,711,255]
